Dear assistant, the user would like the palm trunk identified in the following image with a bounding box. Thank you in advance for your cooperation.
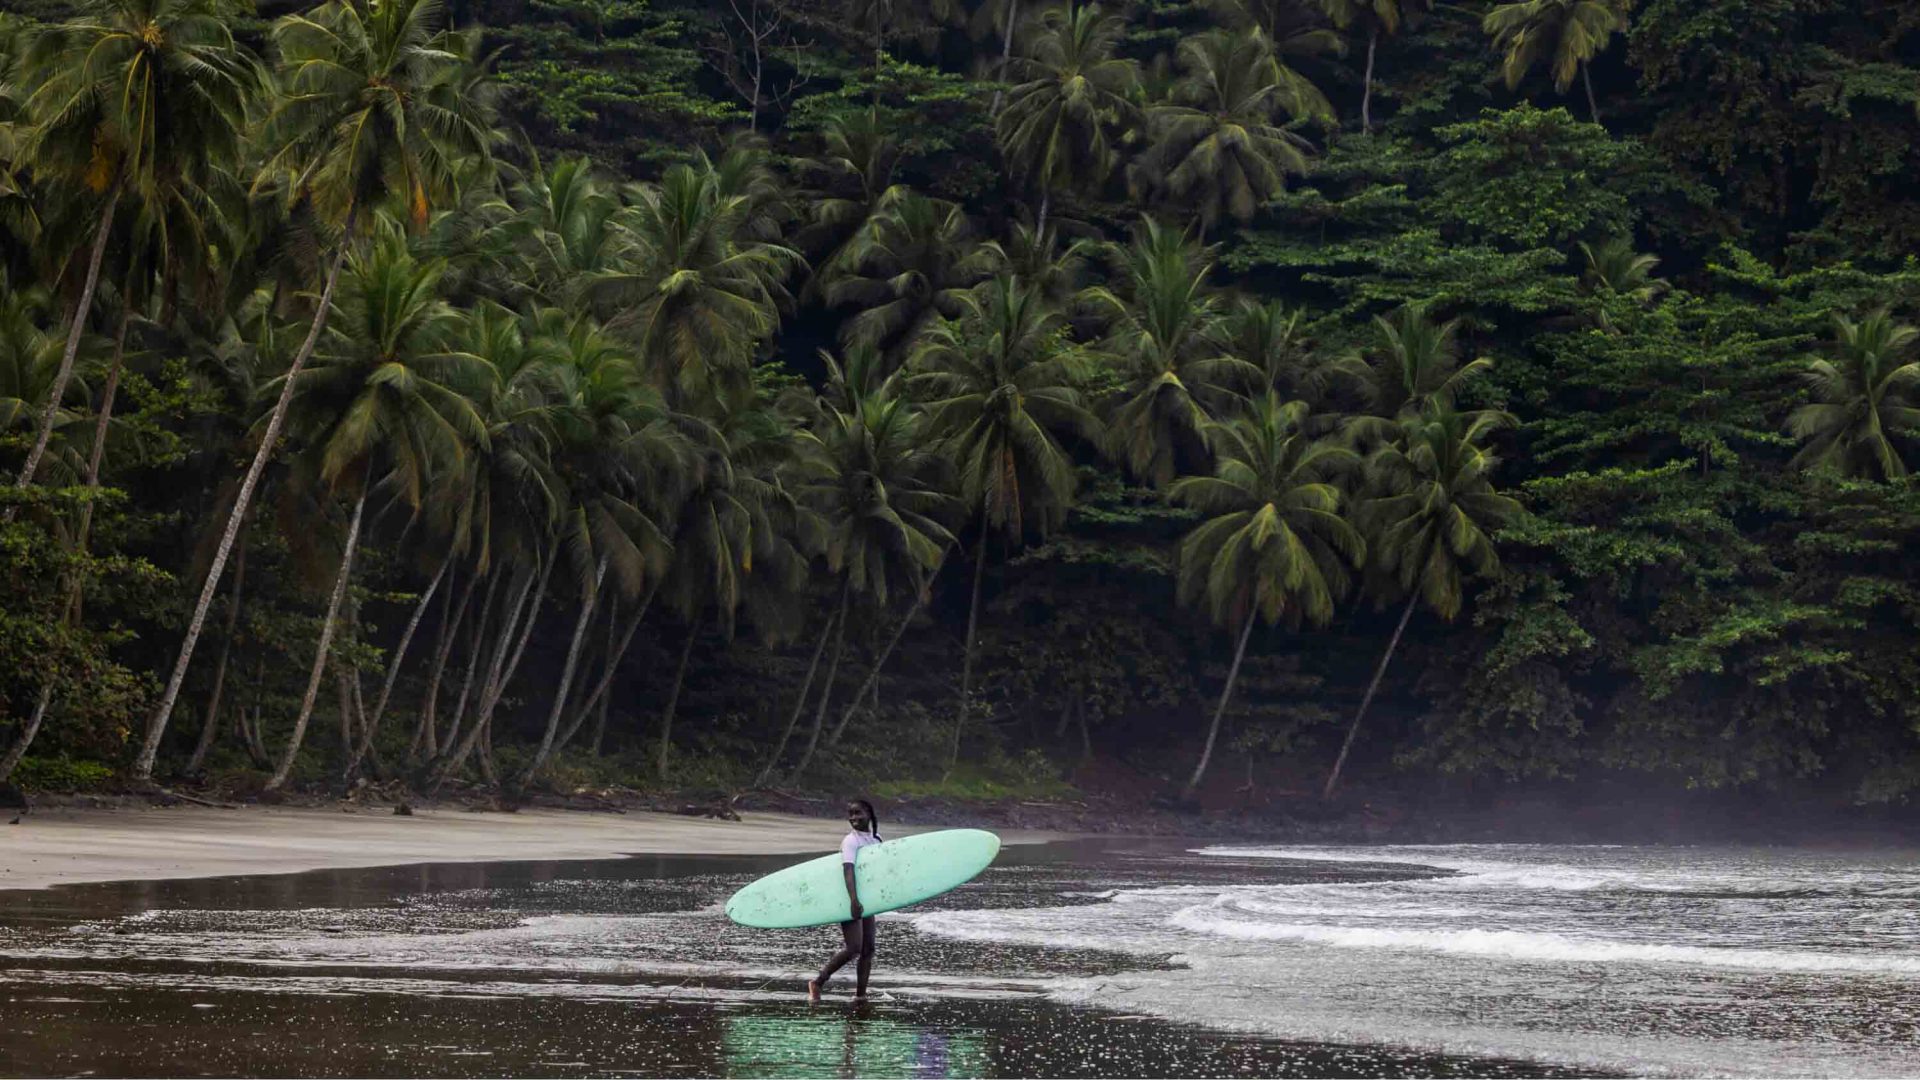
[555,587,653,755]
[755,603,840,787]
[336,670,359,762]
[656,620,700,785]
[67,304,134,622]
[241,656,269,767]
[186,536,248,775]
[0,683,55,785]
[1360,30,1378,132]
[411,563,471,762]
[441,569,501,755]
[265,485,369,792]
[788,583,852,782]
[589,685,612,756]
[344,549,453,784]
[135,204,360,782]
[988,0,1019,116]
[947,529,989,778]
[514,552,609,789]
[827,564,939,748]
[432,548,555,790]
[1582,64,1600,124]
[1182,607,1257,800]
[13,184,122,495]
[1322,590,1417,801]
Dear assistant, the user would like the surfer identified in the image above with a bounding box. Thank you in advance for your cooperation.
[808,798,882,1002]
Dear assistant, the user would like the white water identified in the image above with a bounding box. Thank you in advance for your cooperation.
[914,844,1920,1077]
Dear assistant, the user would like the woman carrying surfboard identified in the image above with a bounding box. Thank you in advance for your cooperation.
[808,799,882,1002]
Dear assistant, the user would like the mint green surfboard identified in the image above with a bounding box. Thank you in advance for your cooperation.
[724,828,1001,929]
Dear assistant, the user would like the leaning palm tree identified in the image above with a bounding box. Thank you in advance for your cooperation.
[262,224,488,792]
[1169,393,1363,798]
[782,383,956,779]
[1085,219,1256,486]
[1787,310,1920,481]
[1134,29,1319,236]
[910,275,1098,772]
[596,163,801,403]
[1315,0,1429,132]
[648,394,803,782]
[135,0,498,782]
[12,0,257,493]
[1322,405,1521,798]
[511,317,683,791]
[1483,0,1631,123]
[823,191,1002,361]
[997,2,1140,232]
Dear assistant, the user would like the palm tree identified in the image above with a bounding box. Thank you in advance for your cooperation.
[135,0,498,782]
[910,275,1098,772]
[1787,310,1920,481]
[504,155,624,309]
[1085,219,1256,486]
[998,219,1092,305]
[0,278,77,469]
[1483,0,1631,123]
[12,0,257,493]
[1214,0,1348,103]
[1315,0,1429,132]
[1352,300,1492,420]
[263,224,487,792]
[649,396,803,782]
[1578,236,1664,330]
[512,314,684,790]
[823,191,1002,360]
[1134,29,1319,236]
[423,305,569,787]
[1169,393,1362,798]
[1216,295,1341,407]
[1322,405,1520,798]
[793,110,904,283]
[785,377,955,778]
[597,163,801,403]
[997,3,1140,232]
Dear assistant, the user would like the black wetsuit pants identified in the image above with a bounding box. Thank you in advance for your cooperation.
[816,916,876,991]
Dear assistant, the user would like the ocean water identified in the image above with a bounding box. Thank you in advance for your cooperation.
[2,840,1916,1076]
[913,843,1920,1077]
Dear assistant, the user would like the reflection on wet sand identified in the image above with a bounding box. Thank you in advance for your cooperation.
[721,1009,987,1078]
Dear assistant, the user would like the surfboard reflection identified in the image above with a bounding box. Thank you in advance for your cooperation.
[721,1011,987,1078]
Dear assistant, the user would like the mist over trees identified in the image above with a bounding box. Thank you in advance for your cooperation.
[2,0,1918,806]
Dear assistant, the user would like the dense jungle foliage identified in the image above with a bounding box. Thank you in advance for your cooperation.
[1,0,1918,807]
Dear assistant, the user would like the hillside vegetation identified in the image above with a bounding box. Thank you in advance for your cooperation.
[1,0,1918,808]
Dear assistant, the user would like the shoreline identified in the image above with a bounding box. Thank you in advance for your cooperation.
[0,803,1068,893]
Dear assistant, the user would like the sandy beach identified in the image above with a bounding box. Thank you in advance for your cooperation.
[0,804,1063,892]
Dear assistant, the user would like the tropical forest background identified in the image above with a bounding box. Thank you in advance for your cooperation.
[2,0,1918,815]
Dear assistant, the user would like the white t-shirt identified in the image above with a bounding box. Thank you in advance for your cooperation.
[841,829,882,864]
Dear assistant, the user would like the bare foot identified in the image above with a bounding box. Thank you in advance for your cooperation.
[807,979,821,1003]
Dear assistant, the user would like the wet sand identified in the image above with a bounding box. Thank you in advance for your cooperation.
[0,805,1062,892]
[0,840,1598,1078]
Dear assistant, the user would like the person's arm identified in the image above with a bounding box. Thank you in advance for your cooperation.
[842,861,863,920]
[840,835,864,919]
